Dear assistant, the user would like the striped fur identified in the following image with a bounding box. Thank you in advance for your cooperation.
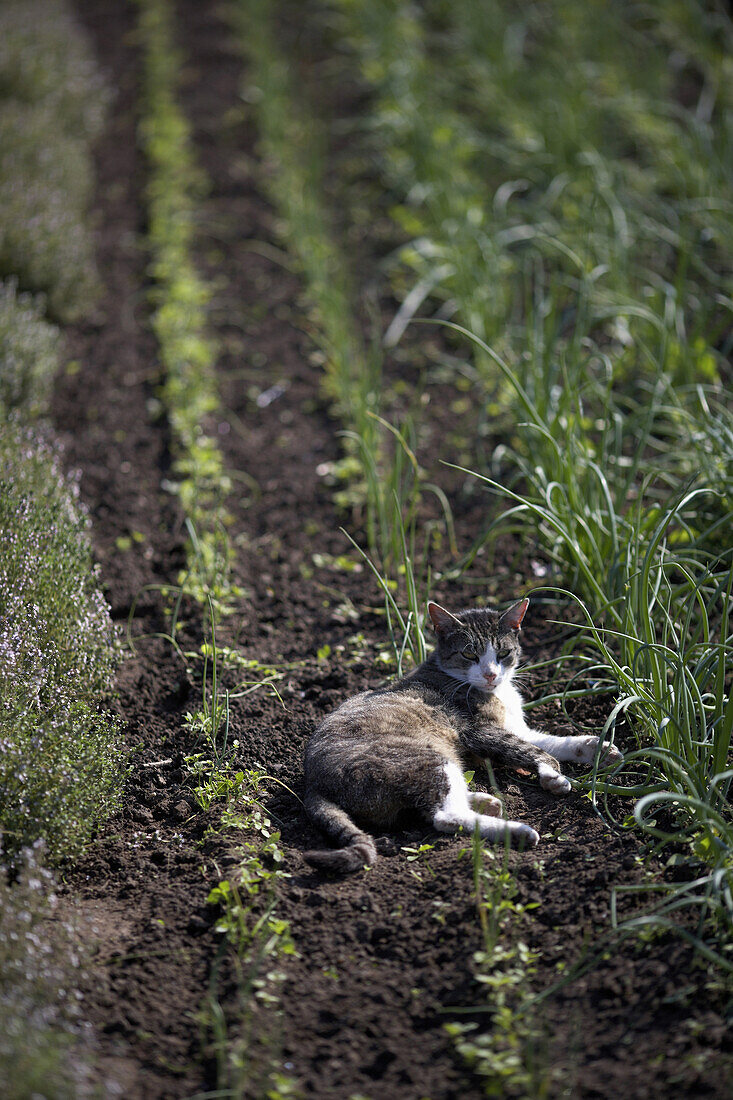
[302,599,621,873]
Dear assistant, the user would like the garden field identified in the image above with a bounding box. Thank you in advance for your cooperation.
[1,1,731,1097]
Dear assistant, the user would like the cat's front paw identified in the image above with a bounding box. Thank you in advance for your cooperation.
[469,791,502,816]
[538,764,571,796]
[572,735,624,766]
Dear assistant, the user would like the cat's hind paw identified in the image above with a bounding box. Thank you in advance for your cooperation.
[538,764,571,796]
[571,735,624,766]
[478,817,539,848]
[469,791,502,816]
[506,821,540,848]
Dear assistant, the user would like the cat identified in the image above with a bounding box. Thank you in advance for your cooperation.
[303,597,622,872]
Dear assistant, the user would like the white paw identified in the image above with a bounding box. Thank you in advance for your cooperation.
[572,735,624,765]
[600,739,623,764]
[478,817,539,848]
[508,822,540,848]
[539,766,571,796]
[470,792,502,816]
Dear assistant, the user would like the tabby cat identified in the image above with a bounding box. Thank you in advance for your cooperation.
[303,598,622,872]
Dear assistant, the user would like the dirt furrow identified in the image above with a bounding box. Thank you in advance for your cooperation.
[55,2,221,1094]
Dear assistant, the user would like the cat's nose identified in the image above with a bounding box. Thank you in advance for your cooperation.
[483,671,496,685]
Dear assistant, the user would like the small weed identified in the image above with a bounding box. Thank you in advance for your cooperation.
[446,829,550,1098]
[202,768,299,1097]
[402,841,436,880]
[401,842,435,862]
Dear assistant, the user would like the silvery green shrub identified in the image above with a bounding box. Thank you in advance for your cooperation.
[0,102,98,320]
[0,426,125,864]
[0,0,110,141]
[0,841,95,1098]
[0,279,60,417]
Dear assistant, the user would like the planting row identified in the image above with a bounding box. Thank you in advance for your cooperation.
[137,0,235,609]
[136,3,300,1092]
[0,0,123,867]
[0,1,125,1091]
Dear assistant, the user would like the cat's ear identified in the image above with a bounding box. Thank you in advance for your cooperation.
[427,601,461,634]
[501,598,529,632]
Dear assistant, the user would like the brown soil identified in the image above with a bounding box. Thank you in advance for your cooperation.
[48,1,731,1097]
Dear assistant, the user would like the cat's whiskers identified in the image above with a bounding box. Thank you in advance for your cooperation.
[446,677,470,706]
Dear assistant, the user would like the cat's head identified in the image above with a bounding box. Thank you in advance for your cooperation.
[426,599,528,693]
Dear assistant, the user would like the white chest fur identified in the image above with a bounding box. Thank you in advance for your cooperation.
[492,678,530,738]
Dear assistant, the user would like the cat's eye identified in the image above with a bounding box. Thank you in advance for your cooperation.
[461,645,478,661]
[497,647,511,661]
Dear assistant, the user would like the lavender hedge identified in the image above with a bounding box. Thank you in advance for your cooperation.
[0,101,99,322]
[0,0,109,141]
[0,279,60,418]
[0,426,125,865]
[0,842,97,1096]
[0,0,108,320]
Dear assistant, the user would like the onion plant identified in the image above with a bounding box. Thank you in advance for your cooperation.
[232,0,459,587]
[448,316,732,956]
[330,0,731,377]
[231,0,379,450]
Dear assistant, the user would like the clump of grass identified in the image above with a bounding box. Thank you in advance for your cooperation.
[332,0,731,373]
[0,841,96,1098]
[0,278,60,418]
[231,0,445,588]
[137,0,235,609]
[564,564,733,965]
[0,425,125,865]
[447,318,732,958]
[341,408,459,673]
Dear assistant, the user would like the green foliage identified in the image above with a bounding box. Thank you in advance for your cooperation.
[0,426,125,865]
[204,800,297,1098]
[451,316,732,958]
[320,0,733,975]
[137,0,235,609]
[0,842,94,1099]
[179,607,298,1095]
[0,279,60,417]
[231,0,377,442]
[233,0,448,587]
[333,0,731,368]
[206,775,293,962]
[342,411,458,672]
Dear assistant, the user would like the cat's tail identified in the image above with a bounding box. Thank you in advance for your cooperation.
[303,790,377,874]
